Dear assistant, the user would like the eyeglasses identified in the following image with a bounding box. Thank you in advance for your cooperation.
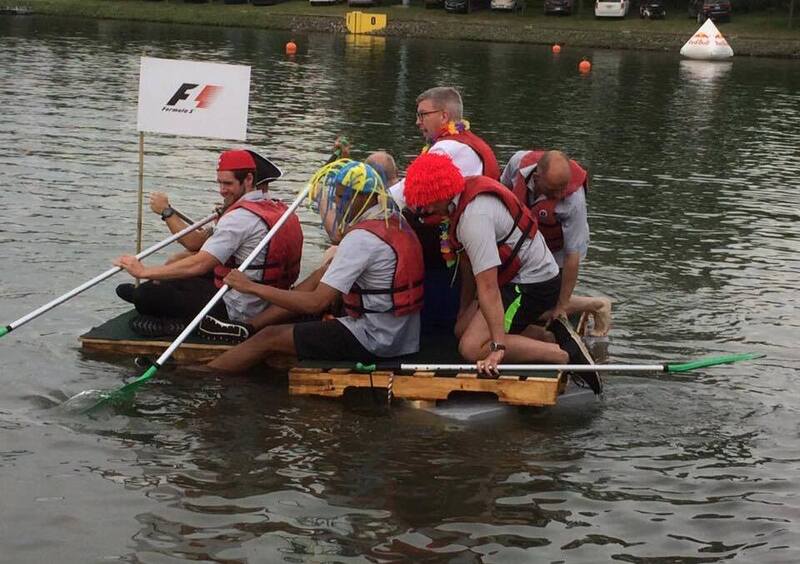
[416,109,443,119]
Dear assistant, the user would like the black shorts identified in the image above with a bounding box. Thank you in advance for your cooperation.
[500,274,562,334]
[293,319,376,362]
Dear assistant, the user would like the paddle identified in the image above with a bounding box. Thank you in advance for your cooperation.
[84,185,311,413]
[0,211,220,339]
[354,352,765,374]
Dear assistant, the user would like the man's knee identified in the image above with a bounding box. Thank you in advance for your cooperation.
[458,337,484,362]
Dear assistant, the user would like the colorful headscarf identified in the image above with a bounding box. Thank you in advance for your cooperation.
[307,159,393,238]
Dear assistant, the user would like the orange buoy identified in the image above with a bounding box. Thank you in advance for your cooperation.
[578,58,592,73]
[552,44,561,54]
[285,40,297,55]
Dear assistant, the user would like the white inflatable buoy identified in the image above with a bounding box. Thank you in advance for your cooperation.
[680,19,734,60]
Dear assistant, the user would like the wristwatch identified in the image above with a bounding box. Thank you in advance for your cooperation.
[489,341,506,352]
[160,206,175,221]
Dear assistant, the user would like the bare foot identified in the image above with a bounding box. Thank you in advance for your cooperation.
[589,298,612,337]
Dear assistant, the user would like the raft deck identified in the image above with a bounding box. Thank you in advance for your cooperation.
[80,311,572,407]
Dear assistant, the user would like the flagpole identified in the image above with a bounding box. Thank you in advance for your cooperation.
[135,131,145,286]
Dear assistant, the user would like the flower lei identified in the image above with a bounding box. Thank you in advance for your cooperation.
[420,119,471,155]
[438,217,456,268]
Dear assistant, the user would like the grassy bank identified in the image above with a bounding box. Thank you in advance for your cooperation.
[10,0,800,57]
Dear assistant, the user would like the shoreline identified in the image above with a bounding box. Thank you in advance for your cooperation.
[6,0,800,58]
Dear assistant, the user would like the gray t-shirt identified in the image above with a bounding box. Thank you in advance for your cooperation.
[201,191,271,322]
[320,223,421,358]
[455,193,559,284]
[500,150,590,268]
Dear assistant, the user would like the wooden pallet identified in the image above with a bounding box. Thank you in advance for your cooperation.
[288,367,567,407]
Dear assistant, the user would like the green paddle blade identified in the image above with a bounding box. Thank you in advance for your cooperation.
[0,326,8,338]
[82,365,159,414]
[666,352,765,373]
[355,362,376,373]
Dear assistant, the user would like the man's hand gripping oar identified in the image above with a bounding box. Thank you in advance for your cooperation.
[0,211,220,339]
[83,185,311,414]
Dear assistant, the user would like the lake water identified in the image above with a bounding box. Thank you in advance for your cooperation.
[1,14,799,563]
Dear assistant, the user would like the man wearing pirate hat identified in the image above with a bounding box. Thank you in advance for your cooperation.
[205,159,424,373]
[113,149,303,336]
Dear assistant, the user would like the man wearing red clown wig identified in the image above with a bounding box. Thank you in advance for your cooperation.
[404,152,579,377]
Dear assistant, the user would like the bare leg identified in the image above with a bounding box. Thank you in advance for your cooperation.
[458,307,568,364]
[454,300,479,339]
[208,324,296,372]
[520,324,556,343]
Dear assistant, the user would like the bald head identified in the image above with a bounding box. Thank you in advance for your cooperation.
[535,150,572,199]
[365,151,398,187]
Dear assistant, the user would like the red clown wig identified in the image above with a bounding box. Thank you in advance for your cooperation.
[404,152,465,209]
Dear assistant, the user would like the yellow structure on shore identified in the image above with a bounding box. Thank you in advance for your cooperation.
[345,11,387,35]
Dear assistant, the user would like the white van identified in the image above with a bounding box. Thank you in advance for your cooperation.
[491,0,522,10]
[595,0,629,17]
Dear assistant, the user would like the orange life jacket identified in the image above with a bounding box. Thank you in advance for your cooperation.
[511,151,588,253]
[212,198,303,290]
[449,176,538,287]
[433,129,500,181]
[342,217,425,319]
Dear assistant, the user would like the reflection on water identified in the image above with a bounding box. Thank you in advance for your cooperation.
[679,59,733,83]
[1,14,799,564]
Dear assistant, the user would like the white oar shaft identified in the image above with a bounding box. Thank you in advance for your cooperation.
[6,212,218,333]
[400,364,666,373]
[154,187,310,367]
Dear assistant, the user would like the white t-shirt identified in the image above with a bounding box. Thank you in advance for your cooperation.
[389,139,483,209]
[320,215,421,357]
[201,191,271,322]
[500,150,590,268]
[455,193,559,284]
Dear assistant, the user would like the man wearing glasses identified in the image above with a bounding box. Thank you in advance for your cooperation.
[390,86,498,210]
[389,86,500,334]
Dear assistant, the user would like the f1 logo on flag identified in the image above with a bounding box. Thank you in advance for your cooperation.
[138,56,251,140]
[163,83,224,113]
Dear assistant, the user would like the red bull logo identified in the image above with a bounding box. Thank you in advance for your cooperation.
[689,31,710,46]
[715,33,729,46]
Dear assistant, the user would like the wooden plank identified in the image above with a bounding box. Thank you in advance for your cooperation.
[79,336,297,368]
[287,369,561,407]
[79,337,231,363]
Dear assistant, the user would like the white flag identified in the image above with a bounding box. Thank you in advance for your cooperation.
[137,57,250,140]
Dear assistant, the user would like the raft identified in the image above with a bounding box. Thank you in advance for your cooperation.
[80,310,593,408]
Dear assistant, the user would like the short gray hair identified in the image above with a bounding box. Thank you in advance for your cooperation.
[416,86,463,120]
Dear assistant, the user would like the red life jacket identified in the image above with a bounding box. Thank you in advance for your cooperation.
[511,151,588,253]
[434,129,500,181]
[449,176,538,287]
[531,199,564,253]
[415,129,500,229]
[212,198,303,290]
[342,217,425,319]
